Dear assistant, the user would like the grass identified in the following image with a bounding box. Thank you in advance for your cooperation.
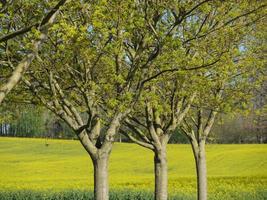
[0,137,266,199]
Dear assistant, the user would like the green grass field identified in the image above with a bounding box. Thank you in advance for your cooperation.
[0,137,266,199]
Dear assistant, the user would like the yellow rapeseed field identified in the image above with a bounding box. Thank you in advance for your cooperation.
[0,137,266,197]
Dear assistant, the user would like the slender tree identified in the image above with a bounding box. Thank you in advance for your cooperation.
[121,76,196,200]
[180,16,266,200]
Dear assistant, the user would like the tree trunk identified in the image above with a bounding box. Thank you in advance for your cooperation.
[257,133,263,144]
[196,140,207,200]
[154,145,168,200]
[93,155,109,200]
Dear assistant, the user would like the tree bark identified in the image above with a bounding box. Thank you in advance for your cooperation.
[154,145,168,200]
[93,155,109,200]
[196,140,207,200]
[0,0,67,106]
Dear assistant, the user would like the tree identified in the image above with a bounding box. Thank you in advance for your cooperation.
[250,26,267,143]
[16,1,185,199]
[180,12,266,200]
[0,0,67,105]
[120,1,266,200]
[253,86,267,143]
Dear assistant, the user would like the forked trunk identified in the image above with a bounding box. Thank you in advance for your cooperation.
[93,155,109,200]
[154,145,168,200]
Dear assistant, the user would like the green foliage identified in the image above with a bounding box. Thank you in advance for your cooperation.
[3,0,263,120]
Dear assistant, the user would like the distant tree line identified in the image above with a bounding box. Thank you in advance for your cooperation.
[0,105,74,138]
[0,104,265,144]
[212,80,267,144]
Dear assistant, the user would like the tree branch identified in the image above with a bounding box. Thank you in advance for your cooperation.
[120,129,154,150]
[0,0,67,43]
[0,0,67,105]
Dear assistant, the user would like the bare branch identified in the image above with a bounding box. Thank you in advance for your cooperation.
[120,129,154,150]
[124,119,151,144]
